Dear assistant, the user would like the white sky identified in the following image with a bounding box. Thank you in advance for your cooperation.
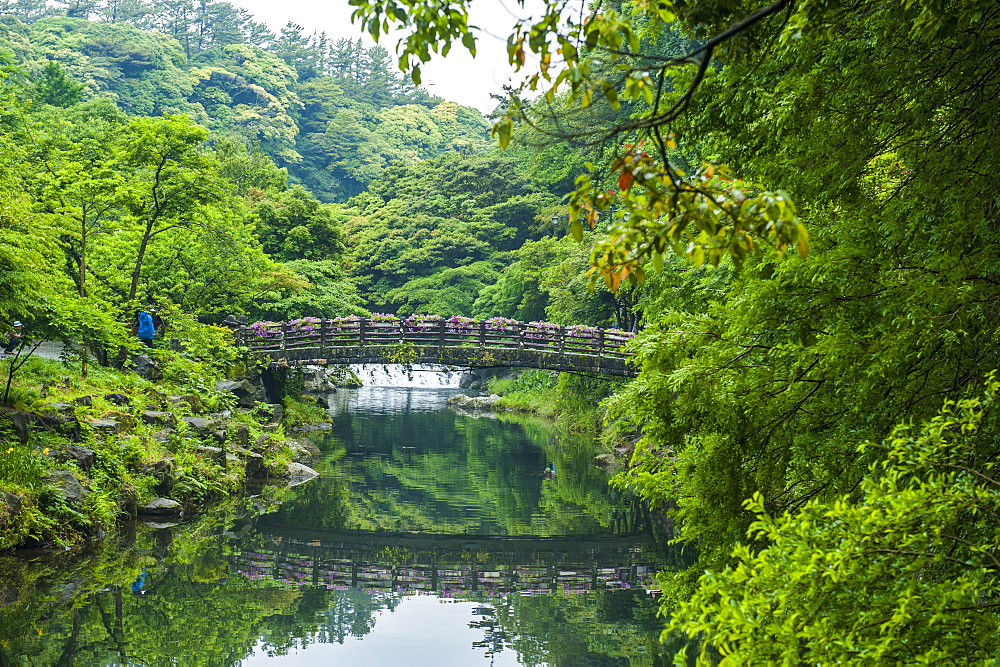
[228,0,548,114]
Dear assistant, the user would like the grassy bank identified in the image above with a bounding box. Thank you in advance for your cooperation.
[487,370,624,436]
[0,340,322,551]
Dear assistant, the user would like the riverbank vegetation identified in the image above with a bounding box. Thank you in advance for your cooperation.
[486,370,623,437]
[0,327,329,550]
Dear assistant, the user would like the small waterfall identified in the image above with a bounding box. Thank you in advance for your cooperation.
[350,363,466,388]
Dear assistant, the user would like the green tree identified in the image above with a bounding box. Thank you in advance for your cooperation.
[246,259,365,322]
[189,43,302,163]
[28,18,197,117]
[383,261,498,316]
[32,59,84,106]
[671,381,1000,663]
[251,185,346,262]
[471,235,620,326]
[112,114,222,303]
[342,154,559,314]
[0,86,131,373]
[0,127,65,325]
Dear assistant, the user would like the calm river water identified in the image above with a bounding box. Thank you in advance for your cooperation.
[0,380,684,665]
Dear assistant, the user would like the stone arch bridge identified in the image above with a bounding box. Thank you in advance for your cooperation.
[239,316,636,378]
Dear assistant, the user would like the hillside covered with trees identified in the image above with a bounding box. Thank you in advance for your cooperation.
[0,1,491,201]
[0,0,627,339]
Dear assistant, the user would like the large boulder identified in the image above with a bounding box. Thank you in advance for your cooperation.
[141,411,177,428]
[216,378,265,408]
[195,445,225,463]
[285,462,319,487]
[459,371,483,389]
[290,437,321,460]
[44,469,90,508]
[143,388,168,408]
[232,423,250,449]
[168,394,202,412]
[144,457,177,494]
[181,417,226,445]
[327,365,363,387]
[2,491,23,516]
[85,417,120,433]
[131,354,163,380]
[254,402,284,424]
[291,422,332,432]
[253,433,277,453]
[9,411,32,445]
[52,444,97,471]
[229,446,264,477]
[151,428,175,444]
[268,437,322,464]
[298,366,338,393]
[103,411,136,430]
[138,498,182,516]
[37,404,81,441]
[104,393,130,406]
[447,394,501,410]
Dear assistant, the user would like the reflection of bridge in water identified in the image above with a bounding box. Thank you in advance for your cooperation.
[241,316,636,377]
[233,523,666,597]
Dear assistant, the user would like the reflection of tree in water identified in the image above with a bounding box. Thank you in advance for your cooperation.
[0,525,402,664]
[269,457,352,529]
[277,407,625,537]
[2,516,678,666]
[2,400,666,664]
[315,588,402,644]
[493,589,682,665]
[470,604,509,662]
[260,586,401,654]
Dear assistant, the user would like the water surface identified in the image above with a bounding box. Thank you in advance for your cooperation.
[1,383,683,665]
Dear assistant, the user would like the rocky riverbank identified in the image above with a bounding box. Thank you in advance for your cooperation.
[0,356,357,551]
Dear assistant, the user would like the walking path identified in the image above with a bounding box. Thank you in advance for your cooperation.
[4,341,67,361]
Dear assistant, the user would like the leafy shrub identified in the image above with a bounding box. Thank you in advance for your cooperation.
[0,444,48,492]
[669,378,1000,663]
[282,394,328,429]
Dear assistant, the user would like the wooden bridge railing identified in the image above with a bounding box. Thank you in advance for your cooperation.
[238,316,636,377]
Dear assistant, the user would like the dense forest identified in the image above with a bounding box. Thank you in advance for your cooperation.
[3,0,1000,662]
[0,0,640,333]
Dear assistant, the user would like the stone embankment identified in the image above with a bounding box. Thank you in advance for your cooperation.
[4,375,323,530]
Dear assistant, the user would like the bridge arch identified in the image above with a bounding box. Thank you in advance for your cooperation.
[240,316,636,378]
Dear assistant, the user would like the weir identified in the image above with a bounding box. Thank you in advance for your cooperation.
[350,362,465,387]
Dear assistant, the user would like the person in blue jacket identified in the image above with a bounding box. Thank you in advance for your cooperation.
[137,310,155,347]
